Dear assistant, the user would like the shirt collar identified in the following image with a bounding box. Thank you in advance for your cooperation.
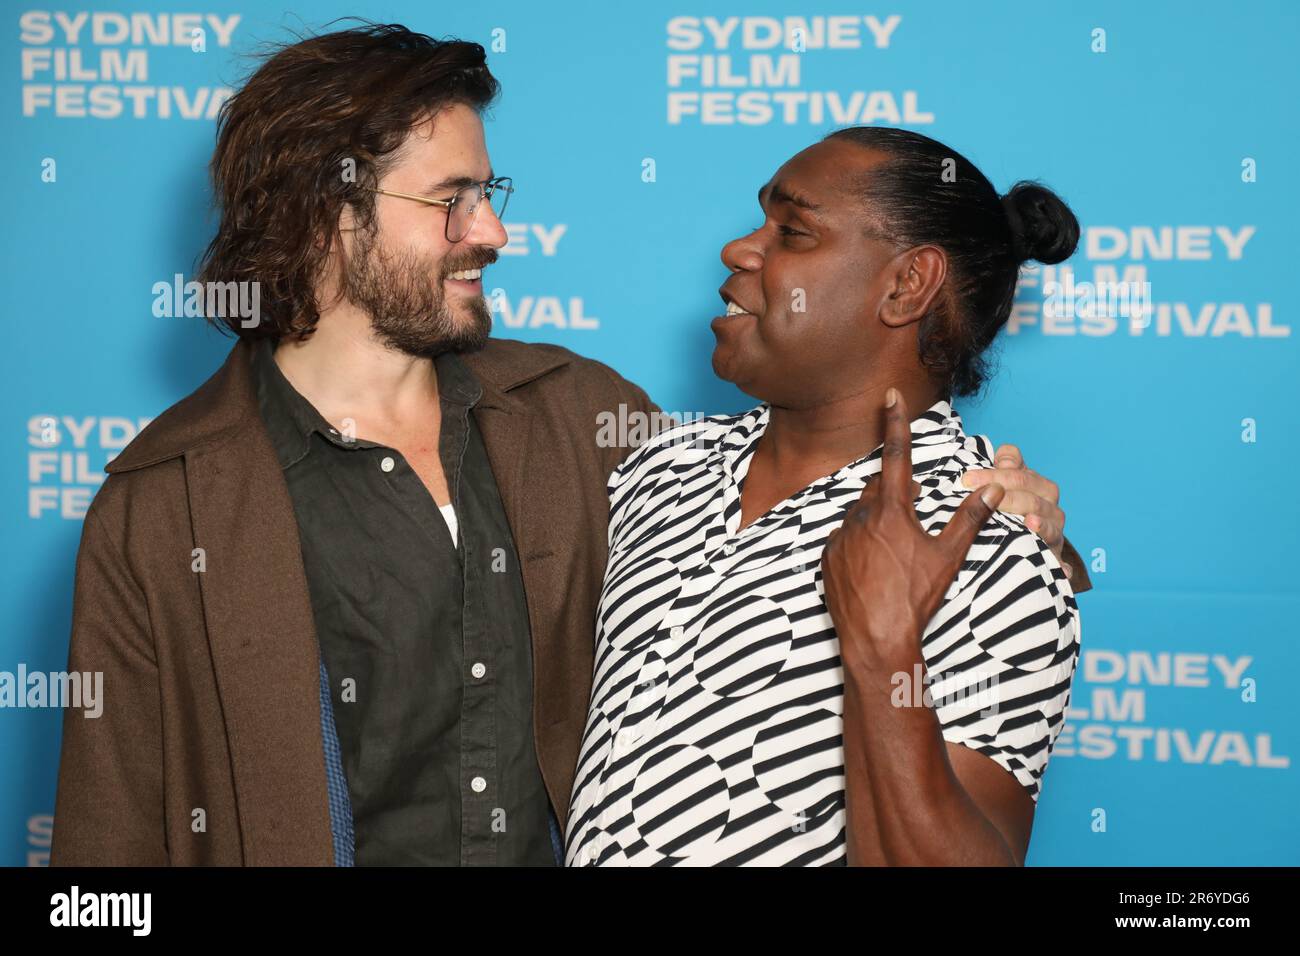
[251,337,483,471]
[711,397,967,494]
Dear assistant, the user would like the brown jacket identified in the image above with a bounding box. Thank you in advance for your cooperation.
[50,337,654,865]
[50,338,1090,865]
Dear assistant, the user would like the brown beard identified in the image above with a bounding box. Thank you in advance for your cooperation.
[340,224,494,358]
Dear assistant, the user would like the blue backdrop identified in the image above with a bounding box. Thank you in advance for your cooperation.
[4,0,1297,866]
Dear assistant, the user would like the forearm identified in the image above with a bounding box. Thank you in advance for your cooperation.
[842,651,1018,866]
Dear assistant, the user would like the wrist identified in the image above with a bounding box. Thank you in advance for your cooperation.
[840,628,924,683]
[843,656,943,739]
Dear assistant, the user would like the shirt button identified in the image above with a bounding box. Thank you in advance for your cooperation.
[723,542,736,555]
[583,844,599,865]
[380,456,395,473]
[670,626,684,640]
[471,662,486,679]
[470,776,487,793]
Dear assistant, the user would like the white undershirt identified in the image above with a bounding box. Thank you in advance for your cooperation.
[439,502,459,545]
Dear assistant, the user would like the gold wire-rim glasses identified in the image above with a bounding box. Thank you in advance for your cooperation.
[369,176,513,242]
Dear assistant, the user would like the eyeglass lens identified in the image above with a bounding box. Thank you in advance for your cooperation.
[448,179,512,241]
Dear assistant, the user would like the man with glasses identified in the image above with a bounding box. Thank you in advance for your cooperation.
[50,24,1087,867]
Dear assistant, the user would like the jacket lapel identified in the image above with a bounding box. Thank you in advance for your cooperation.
[473,386,531,544]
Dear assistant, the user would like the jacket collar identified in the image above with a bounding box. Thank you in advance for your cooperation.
[106,336,573,474]
[461,338,572,411]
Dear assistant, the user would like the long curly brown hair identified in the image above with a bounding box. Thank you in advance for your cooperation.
[196,21,499,340]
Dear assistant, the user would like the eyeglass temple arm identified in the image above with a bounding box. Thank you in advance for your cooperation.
[370,187,452,208]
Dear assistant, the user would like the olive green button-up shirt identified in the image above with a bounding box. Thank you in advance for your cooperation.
[251,339,553,866]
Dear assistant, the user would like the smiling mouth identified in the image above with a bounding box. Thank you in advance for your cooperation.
[445,268,483,282]
[718,290,758,319]
[711,295,758,334]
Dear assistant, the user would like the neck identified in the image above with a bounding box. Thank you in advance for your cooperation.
[271,304,438,431]
[762,379,944,476]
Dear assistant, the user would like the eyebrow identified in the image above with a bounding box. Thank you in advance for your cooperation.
[759,180,823,215]
[425,171,495,195]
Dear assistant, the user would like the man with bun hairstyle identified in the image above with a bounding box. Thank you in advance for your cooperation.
[567,128,1083,866]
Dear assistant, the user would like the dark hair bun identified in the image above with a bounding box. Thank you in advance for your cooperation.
[1001,181,1079,265]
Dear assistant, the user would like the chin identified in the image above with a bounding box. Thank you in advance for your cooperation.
[710,346,734,383]
[720,351,786,407]
[445,303,493,352]
[710,350,759,399]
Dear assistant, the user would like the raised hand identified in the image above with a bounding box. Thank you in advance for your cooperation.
[821,388,1006,674]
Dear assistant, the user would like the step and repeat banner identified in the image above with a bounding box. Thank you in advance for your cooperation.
[3,0,1296,866]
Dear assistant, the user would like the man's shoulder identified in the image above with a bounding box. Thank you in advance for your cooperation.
[912,429,1077,601]
[460,337,570,380]
[462,337,648,401]
[106,340,252,475]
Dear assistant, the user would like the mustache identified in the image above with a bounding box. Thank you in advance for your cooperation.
[441,247,499,276]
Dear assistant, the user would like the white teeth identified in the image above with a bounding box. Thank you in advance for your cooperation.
[448,268,482,281]
[726,300,747,315]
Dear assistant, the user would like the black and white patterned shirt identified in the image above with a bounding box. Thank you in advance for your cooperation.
[565,399,1080,866]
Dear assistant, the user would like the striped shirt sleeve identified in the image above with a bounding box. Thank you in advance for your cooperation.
[920,519,1080,802]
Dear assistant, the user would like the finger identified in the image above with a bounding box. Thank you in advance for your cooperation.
[863,473,925,502]
[1003,482,1066,546]
[849,478,919,518]
[992,489,1065,528]
[845,475,881,520]
[1011,467,1059,506]
[939,482,1004,563]
[1023,512,1064,551]
[879,387,912,506]
[992,443,1024,470]
[963,467,1031,491]
[842,481,883,528]
[962,468,1057,505]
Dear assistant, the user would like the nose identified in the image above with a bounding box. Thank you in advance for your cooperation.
[721,226,764,273]
[464,196,509,250]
